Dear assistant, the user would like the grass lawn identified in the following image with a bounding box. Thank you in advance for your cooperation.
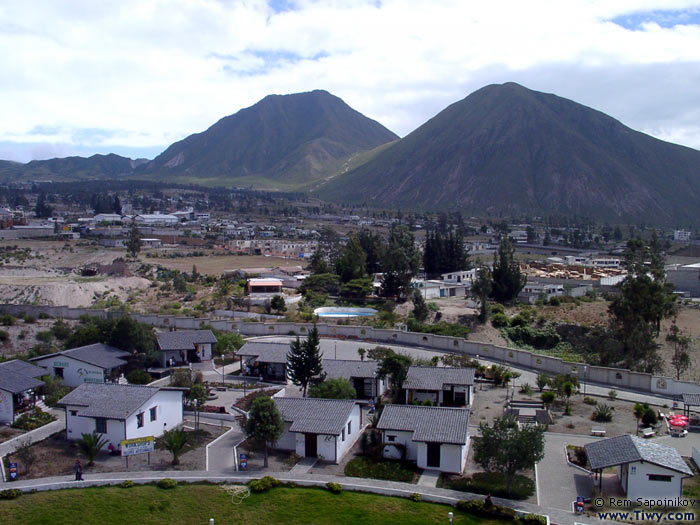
[345,456,420,483]
[439,472,536,501]
[0,484,506,525]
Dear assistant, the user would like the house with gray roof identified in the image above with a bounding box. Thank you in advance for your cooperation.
[236,342,289,381]
[377,405,471,473]
[321,359,387,400]
[30,343,129,387]
[403,366,475,407]
[584,434,693,500]
[273,396,361,463]
[0,359,45,424]
[58,383,184,451]
[156,329,217,367]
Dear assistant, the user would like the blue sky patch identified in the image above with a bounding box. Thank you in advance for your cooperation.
[611,8,700,30]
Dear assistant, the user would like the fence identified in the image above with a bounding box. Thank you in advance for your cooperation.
[2,303,699,398]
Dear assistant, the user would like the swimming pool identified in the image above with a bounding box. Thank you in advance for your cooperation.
[313,307,378,318]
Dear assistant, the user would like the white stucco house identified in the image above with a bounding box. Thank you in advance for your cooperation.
[0,360,45,424]
[403,366,475,407]
[273,397,361,463]
[584,434,693,501]
[321,359,387,400]
[58,383,184,451]
[377,405,471,473]
[156,329,217,367]
[30,343,129,387]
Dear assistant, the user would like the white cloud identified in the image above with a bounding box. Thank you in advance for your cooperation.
[2,0,700,161]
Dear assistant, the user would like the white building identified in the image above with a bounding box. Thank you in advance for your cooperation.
[441,270,477,284]
[133,213,179,227]
[93,213,123,224]
[377,405,471,473]
[0,360,45,424]
[58,383,184,451]
[321,359,387,400]
[155,329,217,367]
[273,397,361,463]
[30,343,129,387]
[236,342,288,381]
[674,230,692,242]
[585,435,693,501]
[403,366,475,406]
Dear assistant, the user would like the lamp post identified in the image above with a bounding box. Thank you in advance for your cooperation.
[448,511,454,524]
[583,366,587,396]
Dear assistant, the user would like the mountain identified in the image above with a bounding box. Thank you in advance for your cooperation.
[317,82,700,225]
[0,153,138,182]
[144,90,398,189]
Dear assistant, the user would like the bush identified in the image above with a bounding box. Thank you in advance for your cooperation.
[1,314,15,326]
[410,492,422,502]
[509,314,529,327]
[0,489,22,500]
[583,396,597,405]
[521,513,547,525]
[548,296,561,306]
[519,383,533,395]
[260,476,279,490]
[540,391,556,405]
[38,313,51,319]
[642,407,658,427]
[248,480,266,493]
[455,499,519,520]
[608,389,618,400]
[345,456,418,482]
[249,476,279,493]
[326,482,342,494]
[0,330,8,342]
[490,303,505,315]
[126,369,153,385]
[157,478,178,489]
[11,408,56,430]
[491,313,510,328]
[445,472,535,500]
[592,404,614,422]
[574,446,588,466]
[120,480,135,488]
[22,314,36,324]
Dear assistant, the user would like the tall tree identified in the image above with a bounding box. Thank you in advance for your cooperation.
[490,237,526,303]
[335,235,367,283]
[411,288,429,323]
[126,222,142,258]
[381,226,420,299]
[287,324,323,397]
[666,322,692,380]
[471,267,492,323]
[308,378,356,399]
[357,229,383,274]
[377,350,412,394]
[473,416,545,497]
[244,396,284,468]
[34,192,53,218]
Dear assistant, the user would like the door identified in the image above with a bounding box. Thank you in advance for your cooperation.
[54,367,64,379]
[454,391,466,406]
[304,433,317,457]
[353,378,364,399]
[426,442,441,468]
[443,389,453,406]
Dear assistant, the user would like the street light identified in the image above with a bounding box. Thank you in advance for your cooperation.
[448,511,454,524]
[583,365,587,396]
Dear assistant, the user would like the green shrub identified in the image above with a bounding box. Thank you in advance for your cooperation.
[120,480,135,488]
[509,314,529,327]
[260,476,279,490]
[1,314,15,326]
[455,499,518,520]
[410,492,422,502]
[583,396,597,405]
[11,408,56,430]
[521,513,547,525]
[345,456,418,482]
[126,369,153,385]
[445,472,535,500]
[0,330,8,342]
[157,478,177,489]
[642,407,658,427]
[0,489,22,499]
[592,403,614,422]
[326,482,342,494]
[38,312,51,319]
[548,296,561,306]
[22,314,36,324]
[540,391,556,405]
[608,389,618,400]
[491,313,510,328]
[490,303,505,315]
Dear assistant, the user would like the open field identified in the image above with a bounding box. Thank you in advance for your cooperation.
[0,484,501,525]
[141,254,303,275]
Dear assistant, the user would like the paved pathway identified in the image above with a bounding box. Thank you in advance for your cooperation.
[289,457,317,475]
[417,469,441,488]
[0,409,64,458]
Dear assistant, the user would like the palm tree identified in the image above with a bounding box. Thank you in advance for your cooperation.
[77,432,109,466]
[633,403,645,435]
[158,428,189,465]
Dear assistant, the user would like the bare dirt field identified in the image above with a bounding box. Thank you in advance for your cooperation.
[141,254,302,275]
[7,424,227,479]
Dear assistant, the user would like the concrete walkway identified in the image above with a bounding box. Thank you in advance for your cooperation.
[289,457,317,474]
[0,409,64,458]
[417,469,441,488]
[0,468,617,525]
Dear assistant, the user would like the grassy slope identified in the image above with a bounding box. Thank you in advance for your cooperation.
[1,485,500,525]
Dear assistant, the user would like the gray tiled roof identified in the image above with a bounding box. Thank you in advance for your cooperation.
[156,329,217,351]
[377,405,470,445]
[322,359,379,380]
[0,360,44,394]
[31,343,129,369]
[403,366,475,390]
[682,393,700,406]
[274,397,355,435]
[58,383,161,420]
[584,434,692,475]
[237,342,289,364]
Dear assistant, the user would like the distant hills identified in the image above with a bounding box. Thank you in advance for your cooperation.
[3,83,700,225]
[317,83,700,225]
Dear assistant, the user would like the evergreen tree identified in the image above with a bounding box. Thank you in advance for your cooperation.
[411,288,429,323]
[490,237,526,303]
[471,267,492,323]
[245,396,284,468]
[287,324,323,397]
[34,192,53,218]
[335,235,367,283]
[381,226,420,299]
[126,222,142,257]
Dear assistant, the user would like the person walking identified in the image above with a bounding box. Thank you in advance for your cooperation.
[74,460,83,481]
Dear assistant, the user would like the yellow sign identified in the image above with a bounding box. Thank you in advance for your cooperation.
[120,436,155,456]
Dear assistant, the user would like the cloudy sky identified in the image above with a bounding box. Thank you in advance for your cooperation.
[2,0,700,162]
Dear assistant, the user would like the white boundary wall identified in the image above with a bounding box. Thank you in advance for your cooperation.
[1,304,699,398]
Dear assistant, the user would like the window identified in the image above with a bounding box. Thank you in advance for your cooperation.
[69,410,78,417]
[387,435,396,442]
[96,418,107,434]
[136,413,144,428]
[150,406,157,422]
[648,474,673,482]
[347,421,352,435]
[341,428,345,442]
